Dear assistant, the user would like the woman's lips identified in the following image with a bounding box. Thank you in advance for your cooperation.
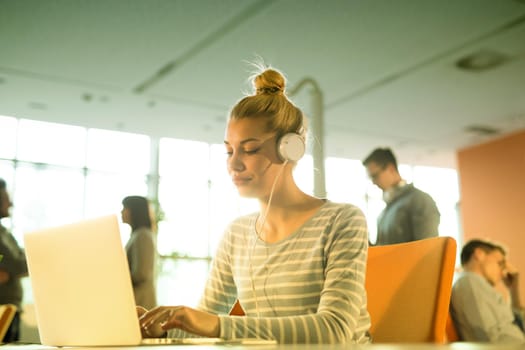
[232,177,251,186]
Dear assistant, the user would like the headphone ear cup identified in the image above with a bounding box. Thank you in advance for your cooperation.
[278,133,305,162]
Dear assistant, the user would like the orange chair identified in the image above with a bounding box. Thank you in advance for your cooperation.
[445,311,460,342]
[229,299,245,316]
[0,304,17,342]
[365,236,457,343]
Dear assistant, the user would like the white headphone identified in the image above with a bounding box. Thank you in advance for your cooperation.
[248,132,305,317]
[277,133,305,162]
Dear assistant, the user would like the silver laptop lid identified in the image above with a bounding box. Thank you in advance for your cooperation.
[24,215,142,346]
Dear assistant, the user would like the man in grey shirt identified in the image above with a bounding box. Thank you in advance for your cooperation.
[362,148,440,245]
[451,239,524,343]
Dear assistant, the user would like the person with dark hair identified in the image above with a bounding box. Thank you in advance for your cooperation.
[362,147,440,245]
[137,66,371,344]
[121,195,157,310]
[0,178,28,342]
[451,239,524,343]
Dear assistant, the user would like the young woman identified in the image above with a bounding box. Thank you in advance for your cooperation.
[122,195,157,310]
[139,67,371,344]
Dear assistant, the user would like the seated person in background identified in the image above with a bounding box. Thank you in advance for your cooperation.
[138,65,371,344]
[362,148,440,245]
[451,239,524,343]
[0,178,28,343]
[121,196,157,310]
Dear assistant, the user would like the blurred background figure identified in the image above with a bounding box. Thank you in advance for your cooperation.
[0,178,28,343]
[121,195,157,309]
[450,239,524,343]
[362,148,440,245]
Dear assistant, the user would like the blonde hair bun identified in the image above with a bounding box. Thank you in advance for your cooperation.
[254,69,285,96]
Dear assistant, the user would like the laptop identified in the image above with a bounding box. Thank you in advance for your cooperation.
[24,215,145,346]
[24,215,277,347]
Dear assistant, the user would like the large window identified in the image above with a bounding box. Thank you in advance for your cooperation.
[1,115,461,310]
[158,138,211,257]
[0,116,17,159]
[84,129,150,221]
[17,119,87,167]
[12,163,85,233]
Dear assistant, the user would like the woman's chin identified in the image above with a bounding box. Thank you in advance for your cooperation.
[236,188,257,198]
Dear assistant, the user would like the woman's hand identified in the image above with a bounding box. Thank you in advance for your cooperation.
[139,306,220,338]
[136,306,161,338]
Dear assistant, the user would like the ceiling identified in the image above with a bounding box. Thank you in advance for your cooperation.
[1,0,525,169]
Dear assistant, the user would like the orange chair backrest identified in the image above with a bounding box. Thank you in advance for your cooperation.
[229,299,245,316]
[365,236,457,343]
[445,311,460,342]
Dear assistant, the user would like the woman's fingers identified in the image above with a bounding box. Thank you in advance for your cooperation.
[139,306,219,338]
[139,306,173,338]
[160,307,220,338]
[136,306,148,317]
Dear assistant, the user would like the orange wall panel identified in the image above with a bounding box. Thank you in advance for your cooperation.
[457,128,525,304]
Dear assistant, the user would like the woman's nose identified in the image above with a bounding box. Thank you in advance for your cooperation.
[228,152,245,172]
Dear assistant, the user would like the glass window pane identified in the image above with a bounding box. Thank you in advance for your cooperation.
[326,157,368,206]
[0,115,17,159]
[365,198,385,245]
[86,129,150,173]
[11,164,85,242]
[17,119,87,167]
[158,138,210,257]
[413,166,460,242]
[156,258,209,306]
[0,161,15,185]
[399,164,414,183]
[295,154,314,195]
[413,166,459,203]
[84,170,148,219]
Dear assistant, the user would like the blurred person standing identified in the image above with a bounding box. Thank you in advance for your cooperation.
[0,178,28,342]
[362,148,440,245]
[121,195,157,310]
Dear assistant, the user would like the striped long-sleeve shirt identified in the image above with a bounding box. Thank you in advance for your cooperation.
[196,201,371,344]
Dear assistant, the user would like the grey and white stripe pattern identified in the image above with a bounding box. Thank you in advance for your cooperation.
[195,201,371,344]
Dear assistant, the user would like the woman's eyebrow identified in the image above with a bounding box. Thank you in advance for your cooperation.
[224,138,264,146]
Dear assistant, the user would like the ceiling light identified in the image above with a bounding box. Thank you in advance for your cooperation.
[28,102,48,110]
[455,49,509,72]
[464,125,500,136]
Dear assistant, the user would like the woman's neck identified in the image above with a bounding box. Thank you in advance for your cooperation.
[256,191,324,243]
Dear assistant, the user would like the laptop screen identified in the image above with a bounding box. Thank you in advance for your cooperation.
[24,215,143,346]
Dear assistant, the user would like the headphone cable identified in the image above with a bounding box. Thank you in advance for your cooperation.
[248,159,288,317]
